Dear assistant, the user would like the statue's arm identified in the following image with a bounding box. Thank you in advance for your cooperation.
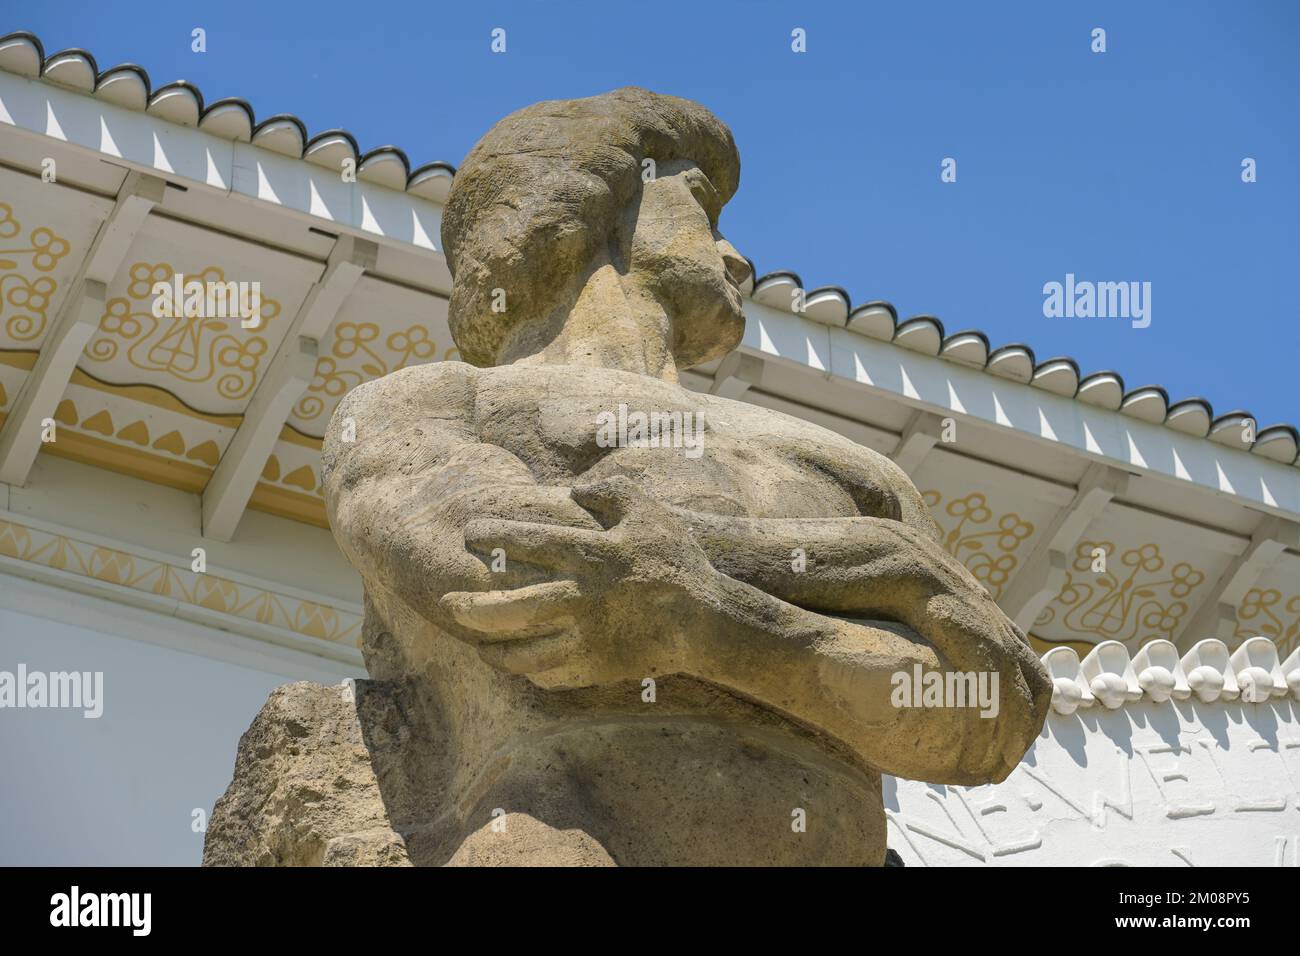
[443,476,1048,784]
[320,364,601,625]
[670,511,1051,782]
[680,510,977,620]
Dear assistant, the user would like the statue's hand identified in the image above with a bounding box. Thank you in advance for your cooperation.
[669,510,1051,780]
[438,476,715,688]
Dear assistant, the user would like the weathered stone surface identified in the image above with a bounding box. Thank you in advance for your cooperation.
[207,87,1052,867]
[203,681,411,867]
[445,814,616,867]
[441,87,744,372]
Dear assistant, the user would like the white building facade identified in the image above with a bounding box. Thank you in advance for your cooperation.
[0,32,1297,865]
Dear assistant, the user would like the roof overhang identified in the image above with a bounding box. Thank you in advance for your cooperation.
[1,39,1297,664]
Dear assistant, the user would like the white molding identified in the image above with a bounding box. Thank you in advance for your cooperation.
[201,234,375,540]
[1175,517,1300,650]
[0,278,105,483]
[0,70,442,255]
[0,162,117,216]
[709,350,765,399]
[1042,634,1297,711]
[294,235,377,338]
[890,410,944,475]
[0,506,362,613]
[201,337,318,540]
[1103,500,1251,555]
[141,209,326,284]
[0,568,363,677]
[919,447,1078,507]
[819,308,1300,520]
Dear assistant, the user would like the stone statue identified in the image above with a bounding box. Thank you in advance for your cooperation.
[204,88,1051,867]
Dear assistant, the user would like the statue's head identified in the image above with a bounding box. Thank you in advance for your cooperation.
[441,87,750,369]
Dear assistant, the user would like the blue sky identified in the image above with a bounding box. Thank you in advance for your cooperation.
[13,1,1299,426]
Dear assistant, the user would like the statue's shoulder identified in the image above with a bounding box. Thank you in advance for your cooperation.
[357,359,481,403]
[698,390,880,459]
[699,389,937,532]
[323,363,485,474]
[332,361,482,426]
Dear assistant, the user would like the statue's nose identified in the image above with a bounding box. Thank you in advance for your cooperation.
[716,238,752,289]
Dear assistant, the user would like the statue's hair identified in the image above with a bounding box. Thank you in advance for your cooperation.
[440,87,741,367]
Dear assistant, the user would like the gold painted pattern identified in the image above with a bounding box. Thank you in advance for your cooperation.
[293,321,454,424]
[1035,540,1207,645]
[0,202,71,343]
[248,481,328,528]
[84,262,282,400]
[0,517,359,645]
[1235,588,1300,658]
[41,375,237,487]
[921,490,1034,599]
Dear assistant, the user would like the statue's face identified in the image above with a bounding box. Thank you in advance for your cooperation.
[622,158,751,366]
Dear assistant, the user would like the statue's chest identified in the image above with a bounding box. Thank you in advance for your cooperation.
[475,389,859,519]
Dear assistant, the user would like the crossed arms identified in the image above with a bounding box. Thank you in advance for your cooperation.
[322,366,1051,784]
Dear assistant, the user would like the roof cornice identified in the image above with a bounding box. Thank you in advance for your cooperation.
[0,31,457,201]
[1,29,1295,502]
[1043,636,1300,714]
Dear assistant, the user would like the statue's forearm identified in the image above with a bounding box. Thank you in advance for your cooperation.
[678,510,943,599]
[674,510,1047,781]
[333,480,600,627]
[681,571,1009,782]
[678,512,996,658]
[338,482,1044,784]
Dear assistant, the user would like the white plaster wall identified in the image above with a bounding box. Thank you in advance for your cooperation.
[886,698,1300,866]
[0,577,362,865]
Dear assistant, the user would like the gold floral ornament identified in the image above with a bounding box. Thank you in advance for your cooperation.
[84,262,281,400]
[294,321,441,422]
[1035,539,1206,644]
[1235,588,1300,658]
[0,202,72,343]
[921,490,1034,599]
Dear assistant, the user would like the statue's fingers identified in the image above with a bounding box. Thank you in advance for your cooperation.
[570,476,644,527]
[463,519,609,571]
[439,581,582,638]
[477,630,584,678]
